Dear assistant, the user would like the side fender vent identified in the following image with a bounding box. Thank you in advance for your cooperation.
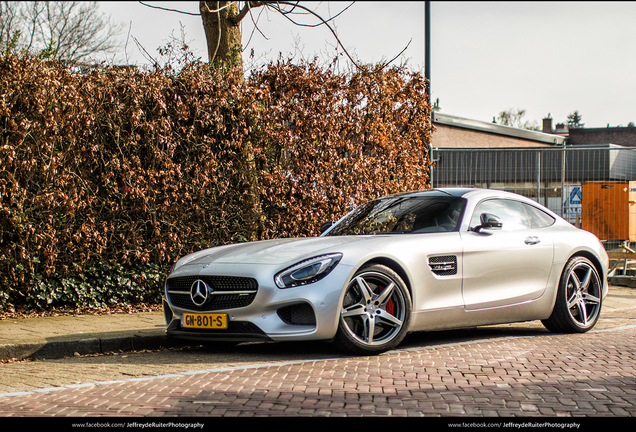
[428,255,457,276]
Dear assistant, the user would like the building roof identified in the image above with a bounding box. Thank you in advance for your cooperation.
[568,126,636,147]
[432,112,566,146]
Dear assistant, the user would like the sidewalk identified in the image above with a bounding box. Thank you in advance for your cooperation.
[0,310,174,362]
[1,284,635,362]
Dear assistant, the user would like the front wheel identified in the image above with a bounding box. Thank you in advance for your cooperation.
[334,264,411,355]
[542,256,603,333]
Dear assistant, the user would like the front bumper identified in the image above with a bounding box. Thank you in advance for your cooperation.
[162,262,353,343]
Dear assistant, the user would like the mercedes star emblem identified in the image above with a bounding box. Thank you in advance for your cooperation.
[190,279,211,306]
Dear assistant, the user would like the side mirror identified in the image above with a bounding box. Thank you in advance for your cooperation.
[320,221,334,234]
[473,213,503,232]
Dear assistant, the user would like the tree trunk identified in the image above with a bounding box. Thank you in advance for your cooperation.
[200,1,243,68]
[240,139,264,241]
[200,2,262,241]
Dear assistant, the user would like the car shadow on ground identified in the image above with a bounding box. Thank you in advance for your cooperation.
[191,324,552,359]
[398,325,550,351]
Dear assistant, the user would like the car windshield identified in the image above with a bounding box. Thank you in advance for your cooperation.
[326,195,466,236]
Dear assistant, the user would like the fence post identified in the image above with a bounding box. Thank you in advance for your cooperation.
[536,150,541,204]
[561,142,566,217]
[429,144,435,188]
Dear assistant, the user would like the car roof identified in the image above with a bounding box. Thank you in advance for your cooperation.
[382,188,542,203]
[382,187,478,199]
[356,187,562,226]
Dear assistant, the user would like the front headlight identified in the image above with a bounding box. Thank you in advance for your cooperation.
[274,253,343,288]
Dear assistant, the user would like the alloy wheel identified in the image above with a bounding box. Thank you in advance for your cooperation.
[340,270,408,347]
[564,259,602,328]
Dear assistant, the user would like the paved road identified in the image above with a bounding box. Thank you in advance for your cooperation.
[0,287,634,420]
[0,322,634,419]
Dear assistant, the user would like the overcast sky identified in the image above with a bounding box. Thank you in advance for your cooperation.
[98,1,636,129]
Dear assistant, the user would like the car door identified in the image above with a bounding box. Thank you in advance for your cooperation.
[460,198,554,310]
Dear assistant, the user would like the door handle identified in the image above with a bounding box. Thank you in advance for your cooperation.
[524,236,540,245]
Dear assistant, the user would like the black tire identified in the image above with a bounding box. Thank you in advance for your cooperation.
[334,264,411,355]
[542,256,603,333]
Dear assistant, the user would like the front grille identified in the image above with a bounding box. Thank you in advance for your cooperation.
[166,275,258,312]
[277,303,316,326]
[428,255,458,276]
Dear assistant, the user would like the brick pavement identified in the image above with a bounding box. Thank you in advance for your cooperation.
[0,324,634,418]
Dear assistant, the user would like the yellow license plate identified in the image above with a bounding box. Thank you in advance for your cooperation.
[182,313,228,329]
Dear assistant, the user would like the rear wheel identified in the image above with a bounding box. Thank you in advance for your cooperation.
[542,256,602,333]
[334,264,411,355]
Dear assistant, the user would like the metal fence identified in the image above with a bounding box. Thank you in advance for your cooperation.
[429,144,636,244]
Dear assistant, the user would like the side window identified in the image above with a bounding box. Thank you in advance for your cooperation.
[470,199,531,231]
[523,203,555,228]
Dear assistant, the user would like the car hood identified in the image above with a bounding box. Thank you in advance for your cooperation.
[179,236,375,268]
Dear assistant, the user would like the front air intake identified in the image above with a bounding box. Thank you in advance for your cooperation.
[277,303,316,326]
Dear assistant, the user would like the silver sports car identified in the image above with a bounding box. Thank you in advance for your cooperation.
[163,188,609,355]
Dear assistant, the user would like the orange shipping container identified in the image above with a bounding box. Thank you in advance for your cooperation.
[581,181,636,242]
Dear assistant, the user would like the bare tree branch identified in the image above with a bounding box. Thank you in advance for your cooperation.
[260,1,359,67]
[244,4,269,47]
[1,1,124,62]
[138,1,201,16]
[140,1,410,71]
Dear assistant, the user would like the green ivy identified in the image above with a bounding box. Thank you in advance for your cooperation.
[11,262,165,310]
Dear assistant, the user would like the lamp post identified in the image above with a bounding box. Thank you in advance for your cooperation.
[425,1,431,102]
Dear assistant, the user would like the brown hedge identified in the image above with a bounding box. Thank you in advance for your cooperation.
[0,53,432,310]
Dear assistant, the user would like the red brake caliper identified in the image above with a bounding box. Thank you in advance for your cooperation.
[380,285,395,315]
[386,298,395,315]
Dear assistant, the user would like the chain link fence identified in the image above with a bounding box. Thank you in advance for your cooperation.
[429,144,636,246]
